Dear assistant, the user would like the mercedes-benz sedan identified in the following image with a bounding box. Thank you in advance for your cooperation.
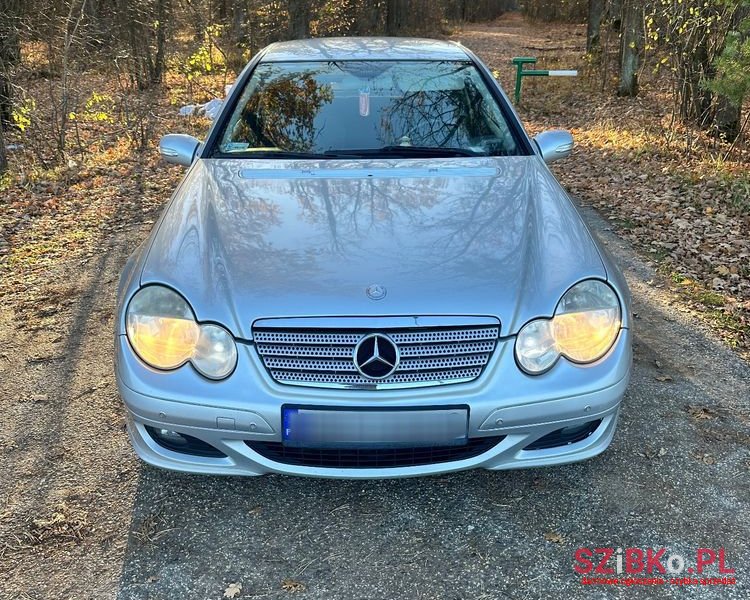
[115,37,632,478]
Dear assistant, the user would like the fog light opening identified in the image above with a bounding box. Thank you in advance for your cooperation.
[157,428,188,446]
[523,419,602,451]
[145,425,226,458]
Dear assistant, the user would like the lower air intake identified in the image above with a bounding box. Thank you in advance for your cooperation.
[245,437,505,468]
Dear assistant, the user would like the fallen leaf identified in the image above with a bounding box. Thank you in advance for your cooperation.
[281,579,305,593]
[544,531,564,543]
[224,583,242,598]
[691,452,715,465]
[687,405,719,420]
[641,446,667,459]
[716,265,730,276]
[655,374,673,382]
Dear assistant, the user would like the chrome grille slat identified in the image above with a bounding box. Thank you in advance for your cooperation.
[256,341,495,359]
[399,354,489,370]
[256,344,354,358]
[389,328,498,343]
[253,323,499,389]
[270,367,483,386]
[254,331,363,345]
[398,341,496,357]
[263,357,358,372]
[253,327,498,346]
[262,354,489,373]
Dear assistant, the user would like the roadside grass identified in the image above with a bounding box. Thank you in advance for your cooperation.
[573,123,664,159]
[7,229,92,270]
[662,271,750,354]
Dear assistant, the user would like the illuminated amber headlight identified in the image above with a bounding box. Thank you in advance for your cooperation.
[125,286,237,379]
[515,280,621,374]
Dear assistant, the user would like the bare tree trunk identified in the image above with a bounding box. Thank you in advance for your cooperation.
[674,1,713,127]
[679,33,711,125]
[357,1,379,34]
[587,0,606,52]
[355,0,382,35]
[618,0,641,97]
[0,118,7,173]
[0,0,21,126]
[288,0,311,39]
[59,0,88,158]
[609,0,622,31]
[150,0,170,85]
[226,1,246,72]
[386,0,401,35]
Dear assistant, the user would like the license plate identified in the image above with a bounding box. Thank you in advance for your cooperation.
[282,406,469,448]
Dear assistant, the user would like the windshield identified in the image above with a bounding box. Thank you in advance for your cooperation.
[215,60,524,158]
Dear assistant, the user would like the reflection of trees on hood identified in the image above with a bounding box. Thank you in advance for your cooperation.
[291,170,448,254]
[238,73,333,151]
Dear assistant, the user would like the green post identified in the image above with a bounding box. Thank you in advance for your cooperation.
[511,57,578,104]
[512,57,538,104]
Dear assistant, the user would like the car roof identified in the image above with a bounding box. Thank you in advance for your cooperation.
[261,37,470,62]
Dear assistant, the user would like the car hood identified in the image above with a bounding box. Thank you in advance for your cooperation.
[140,157,606,339]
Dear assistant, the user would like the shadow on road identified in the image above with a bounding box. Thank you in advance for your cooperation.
[0,166,165,598]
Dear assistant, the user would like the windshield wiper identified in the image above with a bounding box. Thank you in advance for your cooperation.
[324,146,484,158]
[222,149,353,159]
[220,147,484,159]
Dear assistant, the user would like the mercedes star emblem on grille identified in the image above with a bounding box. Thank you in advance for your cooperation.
[354,333,400,379]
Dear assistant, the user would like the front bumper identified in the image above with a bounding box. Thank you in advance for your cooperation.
[115,329,632,478]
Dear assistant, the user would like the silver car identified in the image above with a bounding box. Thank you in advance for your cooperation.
[115,38,632,478]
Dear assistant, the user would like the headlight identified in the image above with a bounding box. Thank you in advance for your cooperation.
[125,286,237,379]
[515,280,621,374]
[192,324,238,379]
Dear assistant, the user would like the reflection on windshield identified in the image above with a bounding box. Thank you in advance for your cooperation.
[218,61,520,157]
[234,72,334,152]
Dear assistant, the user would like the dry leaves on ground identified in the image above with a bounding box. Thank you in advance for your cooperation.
[26,502,89,546]
[692,452,717,465]
[544,531,564,544]
[281,579,306,593]
[638,446,668,459]
[687,405,721,420]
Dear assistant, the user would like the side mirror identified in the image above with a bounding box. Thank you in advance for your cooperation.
[159,134,202,167]
[533,130,574,164]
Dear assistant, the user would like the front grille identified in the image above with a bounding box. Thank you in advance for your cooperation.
[253,325,500,389]
[245,437,505,468]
